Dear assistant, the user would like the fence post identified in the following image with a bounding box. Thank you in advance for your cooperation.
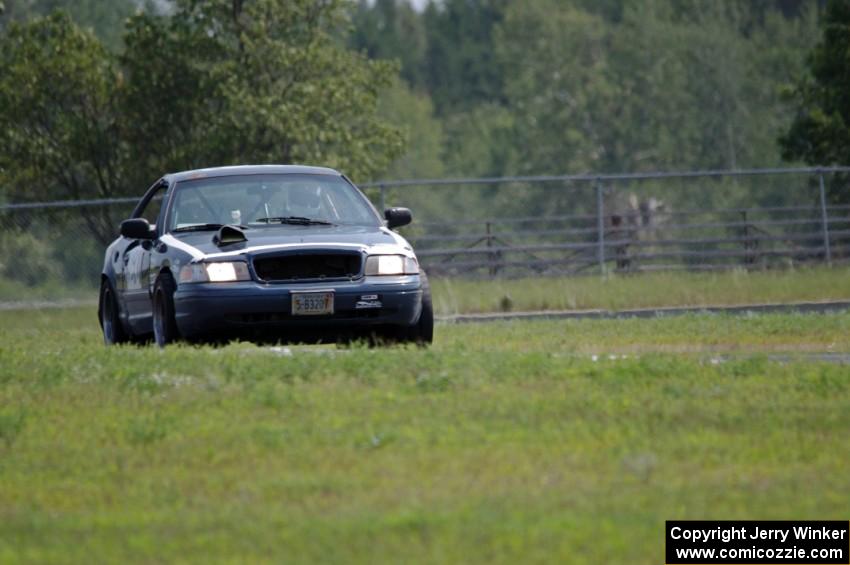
[818,171,832,266]
[379,184,387,212]
[740,210,754,266]
[596,177,606,276]
[486,221,496,276]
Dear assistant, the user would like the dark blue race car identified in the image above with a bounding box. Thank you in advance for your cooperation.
[98,165,433,347]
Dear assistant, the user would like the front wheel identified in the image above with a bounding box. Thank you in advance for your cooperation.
[412,271,434,345]
[392,270,433,346]
[152,274,180,347]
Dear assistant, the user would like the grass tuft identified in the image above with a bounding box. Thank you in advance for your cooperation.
[0,408,26,448]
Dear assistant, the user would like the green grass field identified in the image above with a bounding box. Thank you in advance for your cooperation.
[1,307,849,563]
[431,266,850,315]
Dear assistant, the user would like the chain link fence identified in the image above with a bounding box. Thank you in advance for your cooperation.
[0,199,136,303]
[1,167,848,303]
[369,167,850,278]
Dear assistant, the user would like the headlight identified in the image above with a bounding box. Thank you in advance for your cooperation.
[364,255,419,276]
[179,261,251,283]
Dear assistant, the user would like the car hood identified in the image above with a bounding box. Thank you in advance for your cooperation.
[160,224,413,260]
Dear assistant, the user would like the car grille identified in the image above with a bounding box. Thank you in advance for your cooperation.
[253,252,362,282]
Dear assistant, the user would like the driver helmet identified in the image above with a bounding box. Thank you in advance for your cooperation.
[287,185,322,218]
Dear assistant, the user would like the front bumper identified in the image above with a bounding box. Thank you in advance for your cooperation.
[173,275,422,340]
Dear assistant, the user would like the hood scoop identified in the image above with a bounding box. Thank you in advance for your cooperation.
[213,224,247,247]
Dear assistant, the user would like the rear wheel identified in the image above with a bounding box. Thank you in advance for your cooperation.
[99,279,129,345]
[153,274,180,347]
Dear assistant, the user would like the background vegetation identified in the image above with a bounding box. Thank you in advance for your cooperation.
[0,0,404,216]
[0,1,841,199]
[1,1,848,297]
[353,1,821,177]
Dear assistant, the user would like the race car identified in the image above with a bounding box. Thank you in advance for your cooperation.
[98,165,432,346]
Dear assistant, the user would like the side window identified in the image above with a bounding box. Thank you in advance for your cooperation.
[139,186,167,228]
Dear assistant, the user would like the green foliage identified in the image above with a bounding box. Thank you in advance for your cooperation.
[441,104,515,178]
[0,0,139,49]
[350,0,427,88]
[495,1,612,175]
[0,13,121,202]
[0,0,832,225]
[0,231,62,286]
[377,78,445,180]
[0,12,125,242]
[494,0,818,178]
[421,0,507,115]
[349,0,819,214]
[780,0,850,202]
[0,1,405,223]
[349,0,507,113]
[124,0,405,181]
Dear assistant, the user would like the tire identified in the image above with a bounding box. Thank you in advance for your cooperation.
[152,273,180,347]
[99,279,130,345]
[411,270,434,345]
[371,271,433,347]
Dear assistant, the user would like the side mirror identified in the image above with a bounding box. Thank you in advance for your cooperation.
[120,218,155,240]
[385,207,412,229]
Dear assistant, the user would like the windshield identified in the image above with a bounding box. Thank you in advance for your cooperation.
[166,173,380,231]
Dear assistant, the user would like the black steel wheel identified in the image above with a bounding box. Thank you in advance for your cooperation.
[410,270,434,345]
[99,279,130,345]
[152,274,180,347]
[366,272,434,347]
[381,270,433,347]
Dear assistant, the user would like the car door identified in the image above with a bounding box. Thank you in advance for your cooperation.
[120,180,168,335]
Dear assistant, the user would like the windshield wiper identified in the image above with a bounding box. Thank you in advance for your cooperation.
[254,216,334,226]
[172,223,248,233]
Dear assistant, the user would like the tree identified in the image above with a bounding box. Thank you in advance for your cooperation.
[423,0,507,115]
[0,12,125,242]
[377,79,445,181]
[780,0,850,201]
[120,0,404,183]
[486,0,818,215]
[495,0,614,176]
[349,0,427,88]
[0,0,140,49]
[0,1,406,243]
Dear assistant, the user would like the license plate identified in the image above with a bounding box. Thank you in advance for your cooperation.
[291,292,334,316]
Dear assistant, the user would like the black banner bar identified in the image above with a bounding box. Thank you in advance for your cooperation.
[666,521,849,564]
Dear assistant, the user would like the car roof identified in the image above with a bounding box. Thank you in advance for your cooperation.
[166,165,342,183]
